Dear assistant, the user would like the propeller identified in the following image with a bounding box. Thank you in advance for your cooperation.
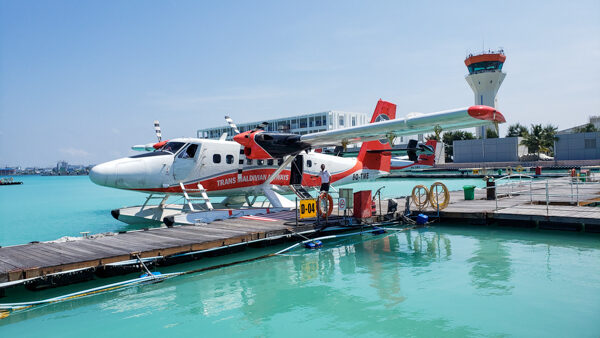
[224,116,240,134]
[154,120,162,142]
[132,120,167,151]
[254,121,269,132]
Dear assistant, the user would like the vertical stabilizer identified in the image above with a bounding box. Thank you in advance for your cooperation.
[357,100,397,172]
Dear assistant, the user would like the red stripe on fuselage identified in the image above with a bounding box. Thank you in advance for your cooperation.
[130,162,364,194]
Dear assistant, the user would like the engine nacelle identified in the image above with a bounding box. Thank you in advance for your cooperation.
[234,131,310,159]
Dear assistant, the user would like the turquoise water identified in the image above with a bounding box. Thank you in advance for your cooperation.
[1,227,599,337]
[0,176,144,246]
[1,176,599,337]
[0,176,487,246]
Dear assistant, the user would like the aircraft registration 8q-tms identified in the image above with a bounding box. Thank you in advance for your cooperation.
[89,99,505,219]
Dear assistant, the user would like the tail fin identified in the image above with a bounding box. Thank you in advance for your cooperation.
[417,140,437,166]
[357,100,397,171]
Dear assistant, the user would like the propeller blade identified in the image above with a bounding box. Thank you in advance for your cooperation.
[254,122,269,131]
[225,116,240,134]
[154,120,162,142]
[132,143,156,151]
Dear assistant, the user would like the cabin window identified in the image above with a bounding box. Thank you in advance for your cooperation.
[246,159,253,165]
[213,154,221,163]
[267,159,274,166]
[226,154,234,164]
[257,160,264,165]
[161,141,185,154]
[278,158,284,166]
[307,160,312,167]
[178,144,198,159]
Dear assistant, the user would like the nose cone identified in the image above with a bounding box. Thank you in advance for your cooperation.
[233,131,252,147]
[89,162,117,187]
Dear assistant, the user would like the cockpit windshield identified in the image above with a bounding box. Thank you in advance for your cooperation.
[159,142,185,154]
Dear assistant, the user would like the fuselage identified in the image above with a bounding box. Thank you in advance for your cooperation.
[89,137,386,197]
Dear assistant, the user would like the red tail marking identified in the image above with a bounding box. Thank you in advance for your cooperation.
[418,140,437,166]
[357,100,397,171]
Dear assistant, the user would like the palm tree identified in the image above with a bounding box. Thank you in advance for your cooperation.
[520,124,544,155]
[541,124,558,156]
[506,123,529,137]
[520,124,558,156]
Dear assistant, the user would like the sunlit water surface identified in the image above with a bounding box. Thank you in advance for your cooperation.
[1,176,599,337]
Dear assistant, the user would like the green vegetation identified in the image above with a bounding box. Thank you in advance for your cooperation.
[506,123,529,137]
[574,123,598,133]
[520,124,558,156]
[443,130,475,162]
[485,127,498,138]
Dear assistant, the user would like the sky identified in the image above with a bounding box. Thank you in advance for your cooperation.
[1,0,599,167]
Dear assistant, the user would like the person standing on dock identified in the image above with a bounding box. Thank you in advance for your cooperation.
[318,164,331,193]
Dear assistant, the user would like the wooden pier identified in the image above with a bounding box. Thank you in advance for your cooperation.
[0,211,313,285]
[1,177,598,290]
[405,177,600,232]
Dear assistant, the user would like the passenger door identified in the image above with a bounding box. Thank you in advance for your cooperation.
[173,143,200,181]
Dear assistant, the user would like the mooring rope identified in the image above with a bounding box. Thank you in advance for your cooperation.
[0,223,418,318]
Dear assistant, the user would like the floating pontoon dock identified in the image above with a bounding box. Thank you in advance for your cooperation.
[1,177,598,293]
[0,210,318,286]
[408,176,600,232]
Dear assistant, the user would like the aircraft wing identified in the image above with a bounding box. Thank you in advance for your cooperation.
[300,105,505,147]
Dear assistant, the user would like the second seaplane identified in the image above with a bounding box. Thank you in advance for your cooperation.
[90,99,505,225]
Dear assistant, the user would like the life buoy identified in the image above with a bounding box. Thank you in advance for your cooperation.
[317,193,334,218]
[516,165,523,173]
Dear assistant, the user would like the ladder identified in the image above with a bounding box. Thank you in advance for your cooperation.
[179,182,214,211]
[289,184,314,200]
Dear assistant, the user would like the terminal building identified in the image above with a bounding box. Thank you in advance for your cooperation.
[198,111,369,141]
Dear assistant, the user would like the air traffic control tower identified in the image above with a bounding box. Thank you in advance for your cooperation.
[465,50,506,138]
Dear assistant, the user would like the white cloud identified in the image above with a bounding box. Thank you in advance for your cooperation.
[59,147,90,157]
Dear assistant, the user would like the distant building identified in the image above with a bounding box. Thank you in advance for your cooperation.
[554,132,600,160]
[558,115,600,134]
[453,137,527,163]
[198,111,369,141]
[56,161,68,174]
[0,167,16,176]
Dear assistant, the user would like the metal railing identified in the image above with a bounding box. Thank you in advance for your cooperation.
[478,173,600,216]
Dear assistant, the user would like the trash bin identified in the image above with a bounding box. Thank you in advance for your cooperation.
[535,166,542,175]
[486,178,496,200]
[463,185,475,200]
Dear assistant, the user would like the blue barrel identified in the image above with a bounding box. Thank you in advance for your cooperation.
[417,214,428,225]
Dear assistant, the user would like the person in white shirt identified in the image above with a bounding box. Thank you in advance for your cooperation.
[316,164,331,192]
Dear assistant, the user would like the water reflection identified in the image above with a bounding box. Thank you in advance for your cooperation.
[468,237,513,295]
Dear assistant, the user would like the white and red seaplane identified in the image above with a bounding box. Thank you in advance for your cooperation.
[89,100,505,225]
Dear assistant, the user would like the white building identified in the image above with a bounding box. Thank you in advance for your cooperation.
[198,111,369,141]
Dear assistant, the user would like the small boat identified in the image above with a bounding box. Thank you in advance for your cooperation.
[0,177,23,185]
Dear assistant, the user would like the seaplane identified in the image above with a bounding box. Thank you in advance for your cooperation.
[89,99,505,225]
